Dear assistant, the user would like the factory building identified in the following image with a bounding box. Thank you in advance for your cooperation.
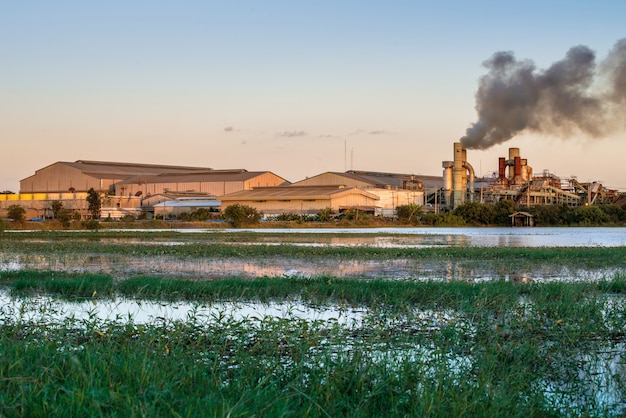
[442,142,620,210]
[19,160,214,194]
[220,185,380,217]
[290,171,425,217]
[113,170,288,198]
[3,160,288,219]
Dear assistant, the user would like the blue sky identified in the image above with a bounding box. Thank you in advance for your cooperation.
[1,1,625,191]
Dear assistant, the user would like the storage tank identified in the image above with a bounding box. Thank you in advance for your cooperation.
[508,148,520,179]
[442,161,453,207]
[453,142,465,208]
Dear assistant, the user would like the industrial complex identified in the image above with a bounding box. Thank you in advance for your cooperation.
[1,142,623,221]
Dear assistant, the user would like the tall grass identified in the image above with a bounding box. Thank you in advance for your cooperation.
[2,239,625,266]
[0,274,624,416]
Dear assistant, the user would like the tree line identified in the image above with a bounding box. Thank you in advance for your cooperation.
[3,193,626,229]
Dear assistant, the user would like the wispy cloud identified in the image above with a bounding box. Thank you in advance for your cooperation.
[276,130,307,138]
[349,129,394,136]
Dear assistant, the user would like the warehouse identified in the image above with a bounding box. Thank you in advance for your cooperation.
[219,185,380,217]
[114,169,288,198]
[20,160,214,194]
[8,160,289,219]
[290,171,425,217]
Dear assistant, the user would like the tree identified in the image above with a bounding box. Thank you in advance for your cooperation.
[453,202,495,225]
[493,200,516,225]
[223,204,261,227]
[396,204,423,225]
[86,188,102,219]
[7,205,26,225]
[50,200,72,228]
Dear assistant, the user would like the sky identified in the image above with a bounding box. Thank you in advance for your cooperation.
[1,1,625,192]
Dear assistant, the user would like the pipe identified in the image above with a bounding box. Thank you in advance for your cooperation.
[462,161,475,196]
[442,162,453,190]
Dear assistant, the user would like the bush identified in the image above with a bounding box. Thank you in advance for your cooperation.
[7,205,26,225]
[395,204,423,225]
[453,202,494,225]
[568,206,611,225]
[316,207,335,222]
[120,214,136,223]
[223,204,262,227]
[421,211,466,226]
[82,220,101,230]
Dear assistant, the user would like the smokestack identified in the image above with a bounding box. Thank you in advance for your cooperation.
[508,148,520,179]
[460,38,626,149]
[453,143,465,208]
[498,157,506,179]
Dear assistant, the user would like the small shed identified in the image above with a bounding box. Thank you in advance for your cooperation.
[510,211,535,227]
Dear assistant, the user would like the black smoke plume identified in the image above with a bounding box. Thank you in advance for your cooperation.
[461,38,626,149]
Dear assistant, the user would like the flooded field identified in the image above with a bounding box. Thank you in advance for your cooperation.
[2,252,624,282]
[2,227,625,281]
[1,228,625,415]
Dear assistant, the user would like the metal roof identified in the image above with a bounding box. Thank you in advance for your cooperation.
[116,171,287,185]
[293,171,425,189]
[153,200,222,208]
[66,161,214,177]
[221,185,379,201]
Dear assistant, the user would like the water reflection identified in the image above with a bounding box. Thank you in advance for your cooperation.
[1,252,622,282]
[0,291,365,326]
[8,227,626,247]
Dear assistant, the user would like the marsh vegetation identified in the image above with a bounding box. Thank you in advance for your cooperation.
[0,229,625,416]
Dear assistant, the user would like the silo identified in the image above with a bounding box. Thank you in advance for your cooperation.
[508,147,520,179]
[453,142,465,208]
[442,161,453,207]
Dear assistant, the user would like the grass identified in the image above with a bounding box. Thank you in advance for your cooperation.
[3,270,626,303]
[2,237,626,265]
[0,273,625,416]
[0,231,625,416]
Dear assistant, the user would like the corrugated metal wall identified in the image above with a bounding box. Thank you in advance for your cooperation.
[372,189,425,209]
[222,193,379,215]
[115,173,286,197]
[225,199,331,214]
[294,173,372,188]
[20,163,104,193]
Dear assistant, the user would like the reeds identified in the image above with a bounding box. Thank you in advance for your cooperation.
[0,271,625,415]
[0,231,625,416]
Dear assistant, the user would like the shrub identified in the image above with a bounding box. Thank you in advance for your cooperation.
[453,202,494,225]
[396,204,423,225]
[120,214,136,223]
[82,220,101,230]
[316,207,335,222]
[7,205,26,225]
[223,204,261,227]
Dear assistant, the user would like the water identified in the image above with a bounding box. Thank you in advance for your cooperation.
[2,227,625,281]
[14,226,626,247]
[176,226,626,247]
